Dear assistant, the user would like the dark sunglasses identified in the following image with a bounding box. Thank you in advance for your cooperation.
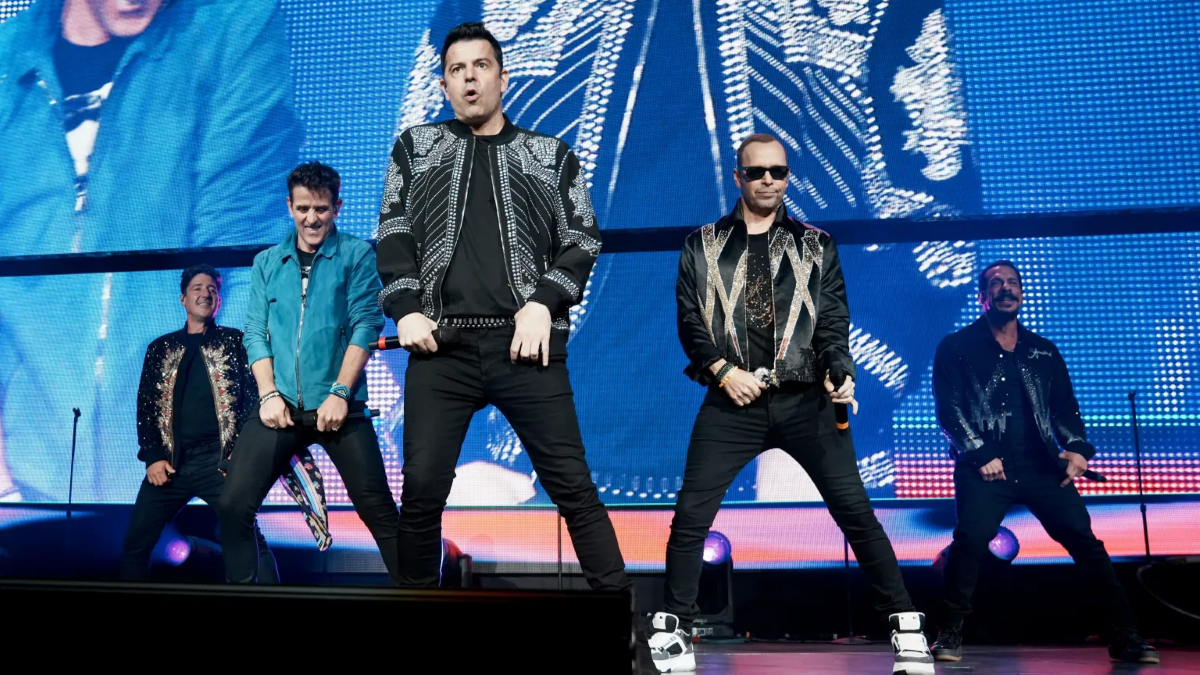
[739,165,789,181]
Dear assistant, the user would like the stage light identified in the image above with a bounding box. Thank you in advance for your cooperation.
[702,531,731,565]
[163,536,192,566]
[696,531,736,639]
[933,526,1021,572]
[988,526,1020,562]
[439,538,473,588]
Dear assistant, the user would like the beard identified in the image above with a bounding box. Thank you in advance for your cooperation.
[985,295,1019,324]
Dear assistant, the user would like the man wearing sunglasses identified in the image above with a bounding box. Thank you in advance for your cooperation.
[648,134,934,674]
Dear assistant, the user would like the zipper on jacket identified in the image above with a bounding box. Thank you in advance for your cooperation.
[488,144,524,307]
[437,138,474,322]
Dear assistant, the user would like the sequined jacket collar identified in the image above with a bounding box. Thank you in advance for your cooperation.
[135,324,333,550]
[676,202,856,386]
[376,117,602,334]
[931,316,1096,469]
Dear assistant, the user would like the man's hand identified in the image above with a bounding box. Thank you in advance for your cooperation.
[260,395,293,430]
[398,312,439,354]
[823,375,859,415]
[722,369,768,407]
[511,301,552,366]
[979,457,1006,482]
[317,395,349,433]
[147,460,175,486]
[1059,451,1089,487]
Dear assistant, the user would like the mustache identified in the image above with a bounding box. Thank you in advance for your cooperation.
[994,292,1017,302]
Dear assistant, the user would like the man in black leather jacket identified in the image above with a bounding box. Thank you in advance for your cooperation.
[648,134,934,675]
[929,260,1158,664]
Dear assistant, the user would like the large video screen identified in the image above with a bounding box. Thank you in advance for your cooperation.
[2,231,1197,507]
[2,0,1198,256]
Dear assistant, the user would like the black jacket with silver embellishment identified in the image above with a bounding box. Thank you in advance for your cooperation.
[676,202,856,387]
[135,323,333,550]
[375,116,601,332]
[932,316,1096,469]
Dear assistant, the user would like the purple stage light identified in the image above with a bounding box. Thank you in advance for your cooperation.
[702,531,731,565]
[988,526,1020,561]
[164,536,191,566]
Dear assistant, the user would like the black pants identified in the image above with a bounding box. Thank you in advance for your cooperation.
[400,327,631,591]
[664,383,914,631]
[217,413,401,584]
[120,444,277,581]
[942,462,1137,631]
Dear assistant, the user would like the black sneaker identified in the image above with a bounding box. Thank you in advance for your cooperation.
[1108,632,1160,664]
[931,624,963,662]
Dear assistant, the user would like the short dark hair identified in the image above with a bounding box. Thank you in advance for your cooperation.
[287,161,341,203]
[441,22,504,73]
[978,259,1022,294]
[737,133,783,166]
[181,264,221,295]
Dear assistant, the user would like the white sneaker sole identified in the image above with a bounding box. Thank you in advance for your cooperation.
[653,652,696,673]
[893,661,935,675]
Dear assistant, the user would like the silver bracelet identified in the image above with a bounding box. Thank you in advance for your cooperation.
[258,390,282,406]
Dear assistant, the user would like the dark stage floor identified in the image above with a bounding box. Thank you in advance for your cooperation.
[686,643,1198,674]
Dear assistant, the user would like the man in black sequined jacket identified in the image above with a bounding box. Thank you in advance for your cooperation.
[928,260,1158,665]
[649,134,934,675]
[123,265,330,580]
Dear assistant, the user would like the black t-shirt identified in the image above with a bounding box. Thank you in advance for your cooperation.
[442,135,520,318]
[297,246,316,298]
[173,332,220,463]
[53,35,131,211]
[998,350,1052,473]
[745,232,776,372]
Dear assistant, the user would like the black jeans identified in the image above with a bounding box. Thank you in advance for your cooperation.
[942,462,1137,631]
[217,413,401,584]
[400,327,631,591]
[120,443,277,581]
[664,383,914,631]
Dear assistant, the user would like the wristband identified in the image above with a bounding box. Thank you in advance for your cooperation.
[715,363,737,387]
[258,390,282,406]
[329,383,352,401]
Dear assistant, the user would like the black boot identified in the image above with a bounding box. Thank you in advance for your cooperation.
[1108,630,1160,664]
[931,623,963,662]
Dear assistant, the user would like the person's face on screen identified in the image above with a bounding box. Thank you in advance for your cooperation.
[441,39,509,127]
[86,0,164,38]
[980,265,1023,322]
[181,273,220,323]
[288,186,340,253]
[734,141,788,214]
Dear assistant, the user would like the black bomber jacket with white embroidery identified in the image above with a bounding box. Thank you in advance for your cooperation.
[932,317,1096,469]
[135,323,333,550]
[375,116,601,331]
[676,203,856,387]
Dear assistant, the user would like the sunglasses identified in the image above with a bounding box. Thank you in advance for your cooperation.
[739,165,789,181]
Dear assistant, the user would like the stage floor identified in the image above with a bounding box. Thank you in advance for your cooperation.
[687,643,1198,674]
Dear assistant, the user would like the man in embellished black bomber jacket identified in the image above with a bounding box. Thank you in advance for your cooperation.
[647,134,934,675]
[375,24,636,602]
[928,260,1158,665]
[122,265,330,581]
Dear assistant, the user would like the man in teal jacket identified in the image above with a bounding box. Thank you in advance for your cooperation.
[0,0,302,503]
[217,162,400,584]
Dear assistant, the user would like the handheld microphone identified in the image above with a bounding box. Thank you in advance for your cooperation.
[293,408,380,427]
[1082,469,1107,482]
[829,371,849,431]
[371,327,460,351]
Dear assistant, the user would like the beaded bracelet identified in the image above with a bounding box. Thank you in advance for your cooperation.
[715,363,737,388]
[329,383,352,401]
[258,390,282,406]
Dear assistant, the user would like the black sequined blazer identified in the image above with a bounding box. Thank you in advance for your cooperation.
[676,202,856,387]
[135,323,333,550]
[932,317,1096,469]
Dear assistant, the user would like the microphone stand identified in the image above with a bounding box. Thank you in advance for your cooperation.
[66,407,81,574]
[1128,391,1151,562]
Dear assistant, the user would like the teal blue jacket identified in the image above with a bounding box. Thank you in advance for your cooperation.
[244,228,384,410]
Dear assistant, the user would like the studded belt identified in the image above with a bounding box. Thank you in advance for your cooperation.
[439,316,516,329]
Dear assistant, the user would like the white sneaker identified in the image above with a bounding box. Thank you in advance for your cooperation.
[889,612,935,675]
[648,612,695,673]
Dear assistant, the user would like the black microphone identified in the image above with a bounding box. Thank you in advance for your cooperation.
[293,408,380,427]
[370,328,460,351]
[1083,470,1107,482]
[829,371,849,431]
